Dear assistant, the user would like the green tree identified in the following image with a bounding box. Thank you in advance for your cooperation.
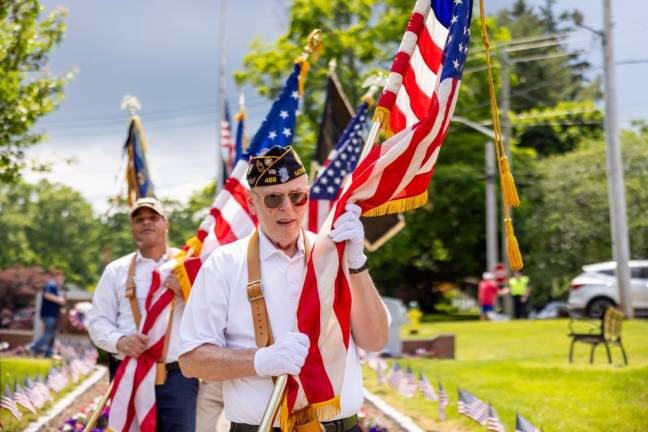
[0,0,74,183]
[519,128,648,306]
[494,0,601,155]
[0,180,103,287]
[234,0,413,169]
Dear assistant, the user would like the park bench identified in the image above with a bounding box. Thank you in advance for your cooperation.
[568,306,628,365]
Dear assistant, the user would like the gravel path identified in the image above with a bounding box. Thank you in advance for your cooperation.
[40,374,109,431]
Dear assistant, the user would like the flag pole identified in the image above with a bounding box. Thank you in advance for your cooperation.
[82,381,113,432]
[257,28,322,432]
[358,74,387,160]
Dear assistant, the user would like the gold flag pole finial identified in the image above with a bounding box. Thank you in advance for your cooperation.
[296,29,323,97]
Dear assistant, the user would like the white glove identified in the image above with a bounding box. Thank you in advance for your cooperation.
[329,203,367,269]
[253,332,310,377]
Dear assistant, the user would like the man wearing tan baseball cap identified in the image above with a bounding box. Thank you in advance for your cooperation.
[88,197,199,431]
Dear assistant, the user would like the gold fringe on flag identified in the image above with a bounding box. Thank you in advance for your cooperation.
[280,396,341,432]
[172,258,193,301]
[479,0,523,269]
[363,190,428,217]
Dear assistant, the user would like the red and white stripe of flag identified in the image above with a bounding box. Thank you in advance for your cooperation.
[377,0,449,134]
[221,119,235,175]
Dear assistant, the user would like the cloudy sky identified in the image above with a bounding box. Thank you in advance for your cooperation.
[29,0,648,213]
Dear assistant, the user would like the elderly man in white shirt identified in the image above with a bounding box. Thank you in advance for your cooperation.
[88,197,198,432]
[178,146,389,432]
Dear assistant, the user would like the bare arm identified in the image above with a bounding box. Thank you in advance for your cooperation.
[349,270,388,352]
[179,344,257,381]
[44,292,65,305]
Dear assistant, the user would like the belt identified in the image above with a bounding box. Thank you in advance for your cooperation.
[164,361,180,372]
[230,415,358,432]
[110,359,179,373]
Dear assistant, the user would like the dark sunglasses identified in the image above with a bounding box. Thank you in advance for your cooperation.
[256,191,309,209]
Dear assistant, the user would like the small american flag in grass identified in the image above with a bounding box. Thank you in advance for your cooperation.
[458,388,489,425]
[1,384,22,421]
[487,405,506,432]
[438,381,449,421]
[516,412,542,432]
[418,371,437,401]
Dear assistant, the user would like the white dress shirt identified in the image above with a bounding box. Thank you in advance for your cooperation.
[179,230,365,425]
[88,248,184,363]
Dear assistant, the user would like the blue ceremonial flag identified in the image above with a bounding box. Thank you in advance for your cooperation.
[124,116,155,206]
[245,62,302,157]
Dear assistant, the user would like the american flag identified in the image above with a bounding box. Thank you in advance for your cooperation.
[286,0,472,427]
[245,62,302,157]
[306,102,369,233]
[24,377,45,409]
[399,366,419,398]
[46,367,68,393]
[35,374,52,403]
[488,405,505,432]
[387,362,404,390]
[438,381,449,421]
[376,358,387,385]
[1,384,22,421]
[13,382,36,414]
[515,413,541,432]
[458,389,489,425]
[220,101,236,177]
[109,57,306,432]
[419,371,437,401]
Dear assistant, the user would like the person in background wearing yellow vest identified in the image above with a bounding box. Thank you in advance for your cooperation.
[509,271,531,319]
[178,146,390,432]
[87,197,199,431]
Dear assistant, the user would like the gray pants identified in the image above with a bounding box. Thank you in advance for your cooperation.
[196,380,225,432]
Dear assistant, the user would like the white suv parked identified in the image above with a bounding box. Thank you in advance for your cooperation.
[568,260,648,318]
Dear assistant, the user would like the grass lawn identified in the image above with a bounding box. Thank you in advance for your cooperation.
[363,319,648,432]
[0,356,59,431]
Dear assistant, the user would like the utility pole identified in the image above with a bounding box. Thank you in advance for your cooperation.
[216,0,227,190]
[485,141,498,273]
[602,0,633,318]
[500,50,513,317]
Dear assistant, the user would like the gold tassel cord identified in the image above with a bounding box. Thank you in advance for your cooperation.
[478,0,523,269]
[500,155,520,207]
[505,218,524,270]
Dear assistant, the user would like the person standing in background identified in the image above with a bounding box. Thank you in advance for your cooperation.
[478,272,499,321]
[30,269,65,357]
[509,271,531,319]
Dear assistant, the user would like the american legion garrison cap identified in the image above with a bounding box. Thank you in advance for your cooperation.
[246,145,306,187]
